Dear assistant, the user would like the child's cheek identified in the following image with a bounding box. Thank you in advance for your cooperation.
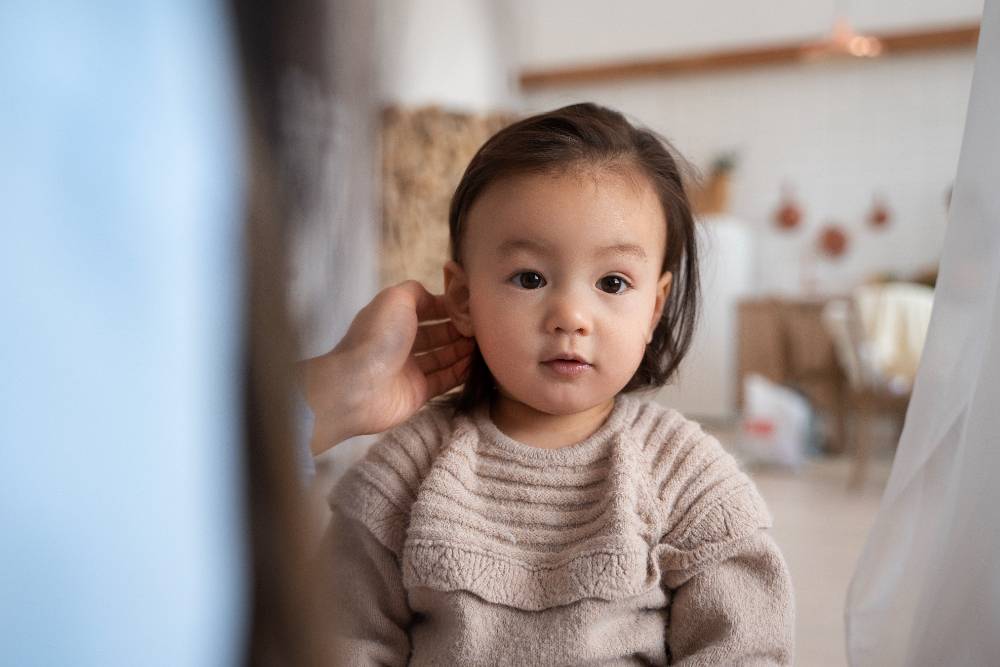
[471,285,528,330]
[630,336,650,372]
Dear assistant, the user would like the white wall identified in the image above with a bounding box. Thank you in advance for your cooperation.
[377,0,519,112]
[513,1,982,295]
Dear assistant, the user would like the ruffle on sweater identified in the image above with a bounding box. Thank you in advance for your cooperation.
[331,395,772,611]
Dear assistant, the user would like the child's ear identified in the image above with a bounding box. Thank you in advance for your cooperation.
[443,260,474,337]
[647,271,673,343]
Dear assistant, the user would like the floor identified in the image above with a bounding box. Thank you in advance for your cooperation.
[705,421,895,667]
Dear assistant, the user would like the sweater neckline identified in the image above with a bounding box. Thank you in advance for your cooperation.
[471,394,635,465]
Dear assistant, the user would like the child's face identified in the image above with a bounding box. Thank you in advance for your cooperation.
[445,166,673,417]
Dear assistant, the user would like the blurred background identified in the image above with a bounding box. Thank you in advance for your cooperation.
[293,1,982,664]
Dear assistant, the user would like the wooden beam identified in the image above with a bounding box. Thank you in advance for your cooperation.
[519,23,980,89]
[878,23,979,52]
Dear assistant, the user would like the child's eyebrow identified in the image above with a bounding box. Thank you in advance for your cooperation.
[496,238,648,261]
[496,238,551,257]
[597,243,648,261]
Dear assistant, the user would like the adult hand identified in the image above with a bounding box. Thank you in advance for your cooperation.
[302,280,474,455]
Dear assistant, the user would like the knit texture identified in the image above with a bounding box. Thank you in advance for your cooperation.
[326,394,794,665]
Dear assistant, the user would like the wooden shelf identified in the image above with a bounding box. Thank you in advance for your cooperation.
[520,23,980,89]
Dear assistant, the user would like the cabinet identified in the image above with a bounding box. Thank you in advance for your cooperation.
[736,297,849,453]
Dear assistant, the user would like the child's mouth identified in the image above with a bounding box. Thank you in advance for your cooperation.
[541,359,593,377]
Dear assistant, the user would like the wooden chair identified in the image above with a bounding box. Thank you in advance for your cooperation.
[821,295,911,489]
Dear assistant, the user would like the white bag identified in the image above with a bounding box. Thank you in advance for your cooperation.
[736,373,812,469]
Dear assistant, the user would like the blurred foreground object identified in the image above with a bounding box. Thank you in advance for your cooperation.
[0,2,246,665]
[847,2,1000,663]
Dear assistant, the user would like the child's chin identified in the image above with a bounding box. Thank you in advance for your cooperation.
[522,394,614,417]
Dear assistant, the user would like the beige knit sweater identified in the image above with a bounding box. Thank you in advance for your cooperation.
[323,394,794,665]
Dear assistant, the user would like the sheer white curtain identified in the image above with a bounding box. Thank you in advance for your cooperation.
[846,2,1000,664]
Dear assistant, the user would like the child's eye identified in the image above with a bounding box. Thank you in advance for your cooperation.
[597,275,630,294]
[510,271,546,289]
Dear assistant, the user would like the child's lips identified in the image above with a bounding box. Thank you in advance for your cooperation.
[541,359,593,377]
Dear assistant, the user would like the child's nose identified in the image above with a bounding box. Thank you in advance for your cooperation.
[544,289,592,336]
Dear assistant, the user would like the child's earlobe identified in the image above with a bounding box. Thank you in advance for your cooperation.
[443,260,474,337]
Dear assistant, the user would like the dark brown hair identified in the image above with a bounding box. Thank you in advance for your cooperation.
[447,102,701,413]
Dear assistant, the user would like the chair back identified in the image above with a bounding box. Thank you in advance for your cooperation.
[821,282,934,395]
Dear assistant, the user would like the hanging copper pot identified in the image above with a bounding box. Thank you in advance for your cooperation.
[774,186,803,231]
[818,224,849,258]
[869,195,891,229]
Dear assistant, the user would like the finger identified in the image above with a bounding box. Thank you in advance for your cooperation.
[413,339,471,375]
[393,280,450,322]
[424,355,472,399]
[417,293,450,323]
[413,322,471,354]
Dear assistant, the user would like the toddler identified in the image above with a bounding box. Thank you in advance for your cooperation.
[325,103,794,665]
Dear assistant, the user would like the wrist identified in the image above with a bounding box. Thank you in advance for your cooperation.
[308,416,353,456]
[303,349,367,455]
